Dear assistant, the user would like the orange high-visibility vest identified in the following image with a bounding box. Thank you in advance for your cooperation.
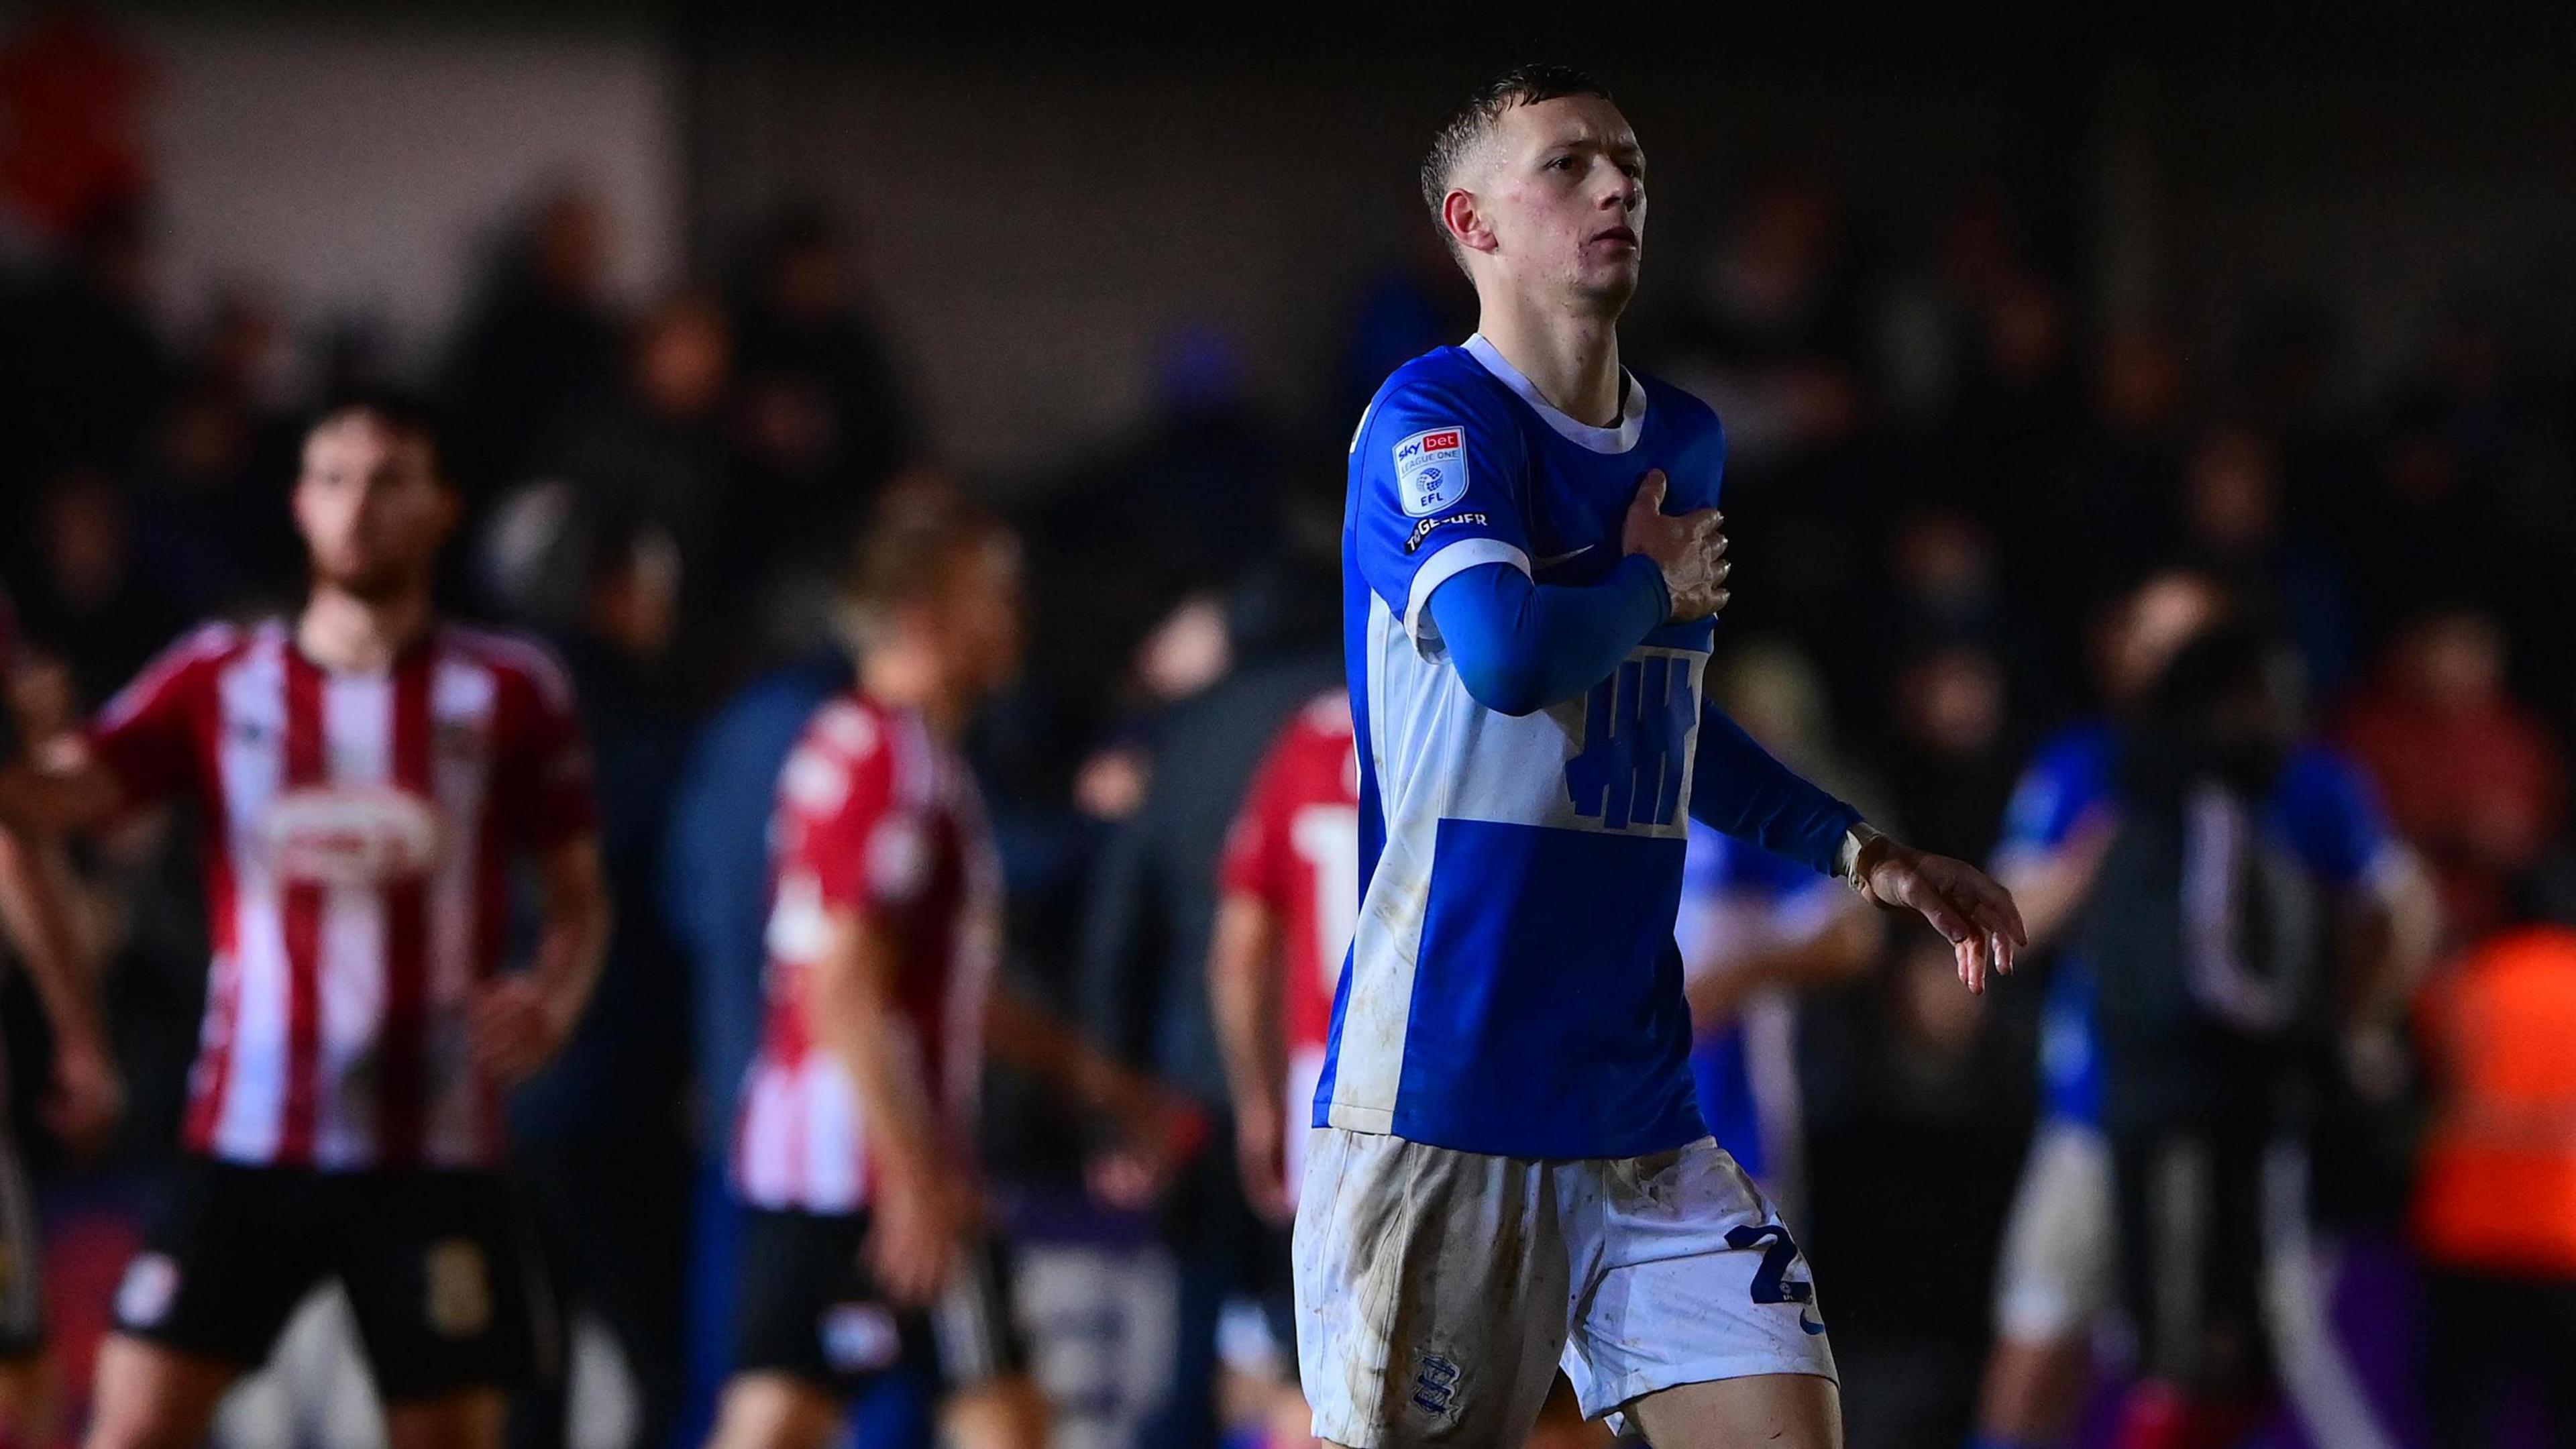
[2413,926,2576,1277]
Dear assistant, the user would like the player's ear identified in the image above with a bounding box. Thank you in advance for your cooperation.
[1441,189,1496,258]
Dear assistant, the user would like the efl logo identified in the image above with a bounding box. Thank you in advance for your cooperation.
[1395,425,1468,517]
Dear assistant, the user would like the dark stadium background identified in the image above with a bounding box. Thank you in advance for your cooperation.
[0,2,2571,1446]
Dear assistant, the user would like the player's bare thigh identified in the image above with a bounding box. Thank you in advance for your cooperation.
[940,1371,1049,1449]
[83,1334,241,1449]
[1624,1371,1841,1449]
[382,1386,506,1449]
[705,1372,844,1449]
[0,1349,56,1444]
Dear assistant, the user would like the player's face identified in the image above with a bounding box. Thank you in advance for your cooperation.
[1477,97,1646,311]
[292,415,457,602]
[930,535,1024,698]
[2104,574,2223,706]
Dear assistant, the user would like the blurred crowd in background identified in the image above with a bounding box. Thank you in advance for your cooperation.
[0,9,2574,1449]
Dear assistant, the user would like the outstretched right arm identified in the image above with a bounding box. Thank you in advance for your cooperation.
[0,757,123,837]
[0,625,225,837]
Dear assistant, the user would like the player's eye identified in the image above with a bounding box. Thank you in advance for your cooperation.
[1617,162,1643,180]
[1547,155,1577,172]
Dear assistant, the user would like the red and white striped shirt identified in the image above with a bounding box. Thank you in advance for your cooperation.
[87,619,596,1171]
[732,691,1000,1216]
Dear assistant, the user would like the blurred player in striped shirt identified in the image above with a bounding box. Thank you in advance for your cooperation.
[0,394,613,1449]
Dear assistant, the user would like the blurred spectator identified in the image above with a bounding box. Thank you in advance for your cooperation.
[2410,914,2576,1449]
[1868,511,2055,726]
[1712,638,1891,824]
[0,197,168,498]
[727,201,916,552]
[1331,229,1472,431]
[536,292,748,692]
[12,465,189,706]
[2010,327,2187,645]
[2340,610,2566,937]
[1883,643,2017,865]
[127,290,305,610]
[509,511,694,1449]
[1076,557,1337,1449]
[441,187,626,499]
[1028,330,1301,749]
[2178,425,2358,695]
[1657,175,1867,475]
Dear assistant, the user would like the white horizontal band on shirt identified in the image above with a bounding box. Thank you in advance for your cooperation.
[1403,537,1532,649]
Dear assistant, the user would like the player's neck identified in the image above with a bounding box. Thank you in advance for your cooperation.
[859,649,969,739]
[297,584,434,674]
[1473,299,1622,428]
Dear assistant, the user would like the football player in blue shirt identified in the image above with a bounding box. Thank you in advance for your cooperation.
[1966,573,2436,1449]
[1298,65,2026,1449]
[1678,820,1876,1228]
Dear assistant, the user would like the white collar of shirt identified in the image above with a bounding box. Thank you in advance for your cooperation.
[1462,333,1647,455]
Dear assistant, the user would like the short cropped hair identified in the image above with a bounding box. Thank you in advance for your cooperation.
[1419,64,1613,258]
[845,482,1009,634]
[308,387,451,482]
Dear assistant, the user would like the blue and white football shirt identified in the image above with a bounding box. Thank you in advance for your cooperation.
[1321,335,1733,1159]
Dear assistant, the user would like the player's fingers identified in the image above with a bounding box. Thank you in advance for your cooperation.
[1710,588,1731,614]
[1631,470,1669,516]
[1918,895,1975,949]
[1713,558,1732,586]
[1953,865,2028,947]
[1959,892,2020,954]
[1954,935,1984,995]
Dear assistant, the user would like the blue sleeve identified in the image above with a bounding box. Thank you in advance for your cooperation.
[1422,558,1668,716]
[1350,374,1535,643]
[1684,818,1823,902]
[2273,747,2396,888]
[1686,703,1862,877]
[1995,728,2115,859]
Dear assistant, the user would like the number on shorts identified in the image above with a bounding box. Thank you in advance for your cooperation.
[1725,1223,1813,1305]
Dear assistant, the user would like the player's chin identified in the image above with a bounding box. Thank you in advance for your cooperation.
[1574,268,1639,311]
[316,557,421,602]
[1574,250,1640,290]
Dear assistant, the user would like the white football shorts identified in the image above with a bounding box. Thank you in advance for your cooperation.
[1292,1127,1836,1446]
[1990,1116,2117,1344]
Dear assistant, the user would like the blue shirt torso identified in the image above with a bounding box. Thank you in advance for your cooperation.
[1325,336,1729,1159]
[2000,720,2396,1126]
[1679,823,1835,1179]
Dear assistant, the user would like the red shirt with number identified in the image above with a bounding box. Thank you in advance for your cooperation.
[1218,689,1358,1195]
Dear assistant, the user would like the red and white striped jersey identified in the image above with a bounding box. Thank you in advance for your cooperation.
[87,618,596,1171]
[1218,688,1358,1197]
[732,691,1001,1216]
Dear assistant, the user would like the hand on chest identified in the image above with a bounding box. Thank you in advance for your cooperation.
[1520,439,1717,586]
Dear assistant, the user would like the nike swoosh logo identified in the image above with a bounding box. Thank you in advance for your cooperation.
[1534,544,1597,570]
